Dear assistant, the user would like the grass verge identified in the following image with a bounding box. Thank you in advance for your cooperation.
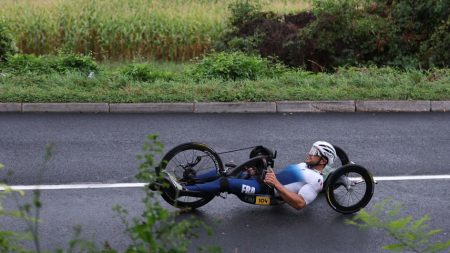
[1,63,449,103]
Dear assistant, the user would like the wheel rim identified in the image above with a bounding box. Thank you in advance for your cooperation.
[162,147,219,205]
[331,172,368,209]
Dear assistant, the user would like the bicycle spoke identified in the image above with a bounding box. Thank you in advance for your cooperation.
[163,148,219,204]
[173,156,184,173]
[334,172,368,207]
[335,187,347,204]
[352,187,364,200]
[196,155,209,171]
[349,191,358,206]
[191,150,197,165]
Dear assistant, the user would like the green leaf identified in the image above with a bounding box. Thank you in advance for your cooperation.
[426,229,442,237]
[412,215,430,230]
[387,216,412,232]
[383,243,406,252]
[428,239,450,252]
[386,200,403,217]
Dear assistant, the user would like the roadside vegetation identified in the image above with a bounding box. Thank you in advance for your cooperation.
[1,53,449,102]
[0,137,221,253]
[0,0,310,61]
[348,199,450,253]
[1,0,449,103]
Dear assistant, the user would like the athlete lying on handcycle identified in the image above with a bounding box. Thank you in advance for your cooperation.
[153,141,338,210]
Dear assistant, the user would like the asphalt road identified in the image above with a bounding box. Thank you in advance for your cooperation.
[1,113,450,252]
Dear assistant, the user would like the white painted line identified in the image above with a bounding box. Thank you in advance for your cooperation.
[374,175,450,181]
[1,175,449,191]
[1,183,147,191]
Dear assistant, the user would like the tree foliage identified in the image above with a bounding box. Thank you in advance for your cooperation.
[220,0,450,71]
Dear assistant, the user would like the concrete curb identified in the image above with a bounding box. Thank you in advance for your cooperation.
[355,101,431,112]
[0,101,449,113]
[431,101,450,112]
[0,103,21,112]
[277,101,355,112]
[22,103,109,113]
[194,102,276,113]
[110,103,193,113]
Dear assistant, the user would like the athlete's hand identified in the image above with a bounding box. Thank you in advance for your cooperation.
[264,168,281,188]
[245,166,257,176]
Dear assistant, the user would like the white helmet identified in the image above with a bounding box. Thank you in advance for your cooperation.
[310,141,337,166]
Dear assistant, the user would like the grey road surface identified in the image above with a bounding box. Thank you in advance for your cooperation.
[2,179,449,253]
[1,113,449,184]
[1,113,450,252]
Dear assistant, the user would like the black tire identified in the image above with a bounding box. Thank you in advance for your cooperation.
[157,142,223,209]
[325,164,374,214]
[333,145,350,166]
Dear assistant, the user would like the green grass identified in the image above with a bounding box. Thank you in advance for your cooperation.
[1,63,449,102]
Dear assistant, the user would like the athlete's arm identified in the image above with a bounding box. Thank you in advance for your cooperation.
[264,169,306,210]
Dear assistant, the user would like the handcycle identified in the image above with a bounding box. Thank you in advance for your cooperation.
[151,142,375,214]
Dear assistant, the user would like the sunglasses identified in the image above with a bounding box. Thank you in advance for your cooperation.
[308,147,322,157]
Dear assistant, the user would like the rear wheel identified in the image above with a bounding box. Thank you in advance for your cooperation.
[333,145,350,167]
[325,164,374,214]
[157,142,223,209]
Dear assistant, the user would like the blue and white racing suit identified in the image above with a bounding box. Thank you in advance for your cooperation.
[186,162,327,205]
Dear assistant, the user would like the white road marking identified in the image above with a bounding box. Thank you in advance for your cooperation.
[374,175,450,181]
[1,183,147,191]
[1,175,449,191]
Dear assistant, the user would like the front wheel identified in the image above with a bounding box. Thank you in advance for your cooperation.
[325,164,374,214]
[156,142,223,209]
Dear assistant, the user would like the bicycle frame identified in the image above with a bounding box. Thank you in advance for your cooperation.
[172,154,285,206]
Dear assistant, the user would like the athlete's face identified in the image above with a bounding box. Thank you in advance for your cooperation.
[305,146,324,166]
[305,153,322,166]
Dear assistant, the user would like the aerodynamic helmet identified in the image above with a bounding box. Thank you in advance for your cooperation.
[309,141,337,166]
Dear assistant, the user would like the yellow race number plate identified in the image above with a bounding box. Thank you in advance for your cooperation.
[255,196,271,205]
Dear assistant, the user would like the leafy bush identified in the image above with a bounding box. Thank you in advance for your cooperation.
[420,15,450,68]
[220,0,450,71]
[221,34,264,55]
[307,0,450,69]
[0,21,18,62]
[294,0,397,70]
[56,53,99,73]
[120,63,174,82]
[1,53,98,74]
[227,0,263,28]
[190,51,287,80]
[348,199,450,253]
[388,0,450,52]
[2,54,53,74]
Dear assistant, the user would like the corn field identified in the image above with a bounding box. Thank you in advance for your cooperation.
[0,0,310,61]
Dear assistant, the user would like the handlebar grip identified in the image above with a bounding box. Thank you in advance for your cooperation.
[261,169,267,180]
